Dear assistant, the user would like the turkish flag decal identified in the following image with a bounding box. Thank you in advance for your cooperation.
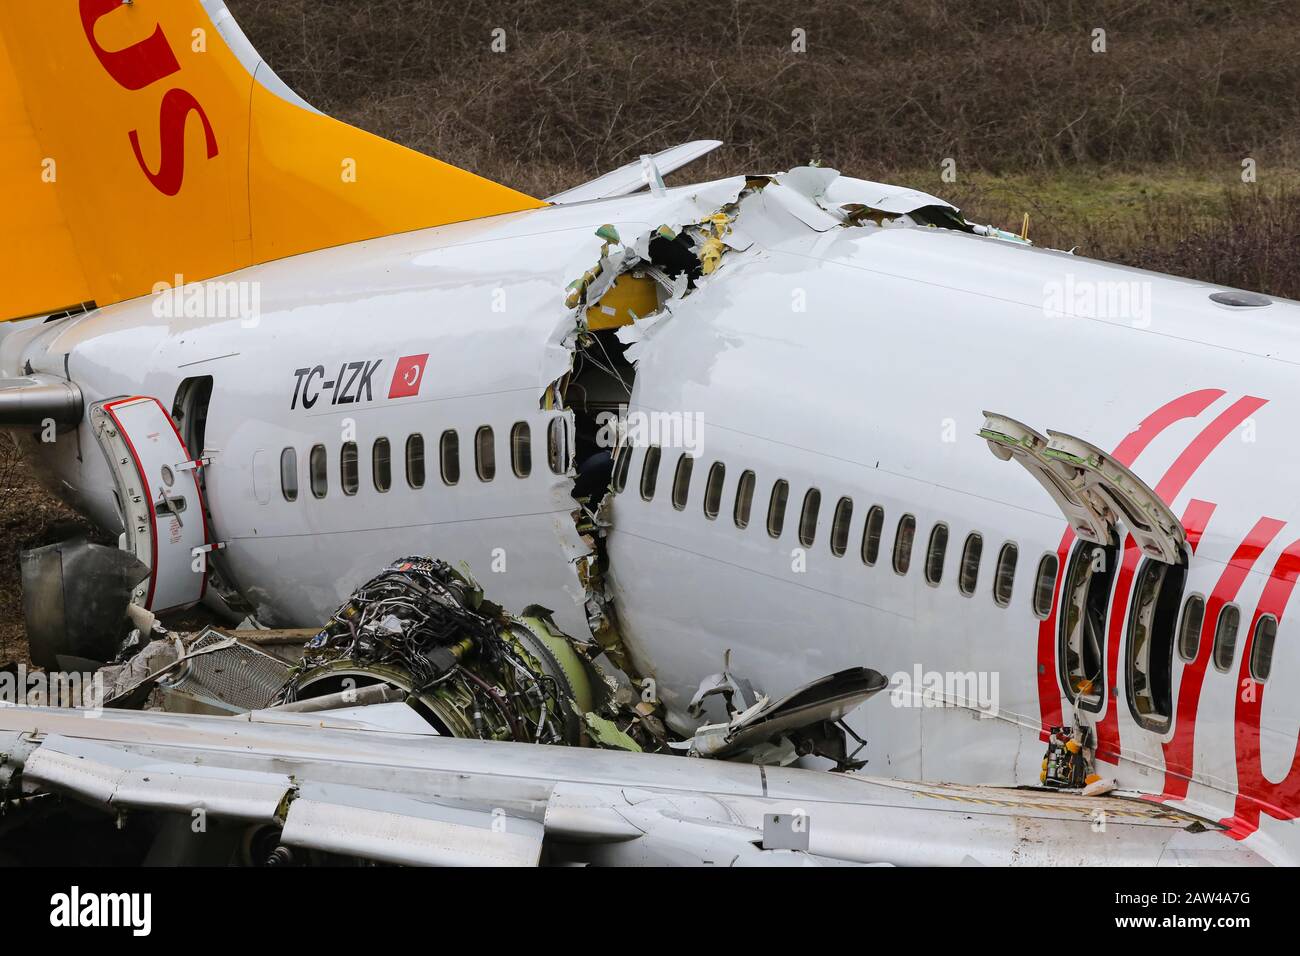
[389,354,430,399]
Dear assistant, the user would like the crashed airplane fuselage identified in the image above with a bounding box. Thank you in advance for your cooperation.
[6,166,1300,865]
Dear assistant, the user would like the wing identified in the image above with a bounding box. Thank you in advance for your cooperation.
[0,705,1264,867]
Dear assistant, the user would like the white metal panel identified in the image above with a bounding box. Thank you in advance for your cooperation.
[547,140,724,204]
[10,167,1300,859]
[24,735,292,821]
[2,707,1269,867]
[282,784,543,867]
[101,396,210,612]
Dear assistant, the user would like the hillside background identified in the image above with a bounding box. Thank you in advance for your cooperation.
[227,0,1300,296]
[4,0,1299,662]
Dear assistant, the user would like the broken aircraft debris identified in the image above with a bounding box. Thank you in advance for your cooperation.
[276,556,668,752]
[0,164,1277,867]
[0,554,1265,867]
[0,700,1265,867]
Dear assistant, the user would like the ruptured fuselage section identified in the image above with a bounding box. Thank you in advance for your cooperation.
[6,170,1300,864]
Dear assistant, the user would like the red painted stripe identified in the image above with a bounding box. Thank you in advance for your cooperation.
[1094,500,1215,763]
[1095,539,1143,762]
[1220,539,1300,838]
[1157,516,1286,801]
[1035,389,1224,739]
[102,395,211,612]
[1158,397,1267,500]
[1094,397,1266,761]
[103,397,159,610]
[1181,499,1217,555]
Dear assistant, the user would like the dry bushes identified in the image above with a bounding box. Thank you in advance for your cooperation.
[1075,187,1300,297]
[226,0,1300,182]
[222,0,1300,296]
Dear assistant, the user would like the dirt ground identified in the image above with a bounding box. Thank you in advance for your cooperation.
[0,437,95,666]
[0,436,225,667]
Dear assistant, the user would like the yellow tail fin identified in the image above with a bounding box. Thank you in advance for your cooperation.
[0,0,543,322]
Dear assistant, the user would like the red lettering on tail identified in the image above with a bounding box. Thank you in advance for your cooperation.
[79,0,180,91]
[79,0,216,196]
[130,89,219,197]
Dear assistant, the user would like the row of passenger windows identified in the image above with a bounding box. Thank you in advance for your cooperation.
[279,431,1280,697]
[279,419,570,501]
[614,446,1060,615]
[1176,594,1275,683]
[1060,536,1279,737]
[620,445,1282,728]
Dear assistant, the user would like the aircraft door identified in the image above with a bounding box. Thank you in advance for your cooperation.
[980,412,1189,715]
[979,412,1185,562]
[90,396,211,613]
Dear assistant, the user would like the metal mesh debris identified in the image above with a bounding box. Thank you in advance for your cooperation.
[96,628,291,713]
[157,630,291,714]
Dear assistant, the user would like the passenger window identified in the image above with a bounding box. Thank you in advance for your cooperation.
[640,446,662,501]
[1032,553,1059,619]
[372,438,391,493]
[475,426,496,482]
[1213,604,1241,673]
[1177,594,1205,662]
[1057,541,1111,711]
[994,541,1020,609]
[892,514,916,575]
[441,429,460,485]
[861,505,884,566]
[924,523,948,585]
[767,480,789,538]
[734,470,756,528]
[510,422,532,478]
[612,445,632,494]
[548,417,568,475]
[798,489,821,547]
[1126,558,1187,732]
[280,448,298,502]
[703,462,725,519]
[958,533,982,596]
[406,434,425,489]
[672,455,694,511]
[830,497,852,557]
[309,444,328,499]
[1251,614,1278,682]
[340,442,359,495]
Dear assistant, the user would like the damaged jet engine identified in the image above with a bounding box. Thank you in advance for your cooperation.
[277,557,665,752]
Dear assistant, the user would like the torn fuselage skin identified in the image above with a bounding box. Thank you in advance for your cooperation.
[549,167,1007,733]
[544,178,765,710]
[2,163,1030,775]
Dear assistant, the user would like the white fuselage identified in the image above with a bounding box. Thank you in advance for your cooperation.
[6,174,1300,864]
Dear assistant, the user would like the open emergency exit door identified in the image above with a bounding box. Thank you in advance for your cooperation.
[979,412,1186,562]
[980,412,1189,716]
[91,397,212,613]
